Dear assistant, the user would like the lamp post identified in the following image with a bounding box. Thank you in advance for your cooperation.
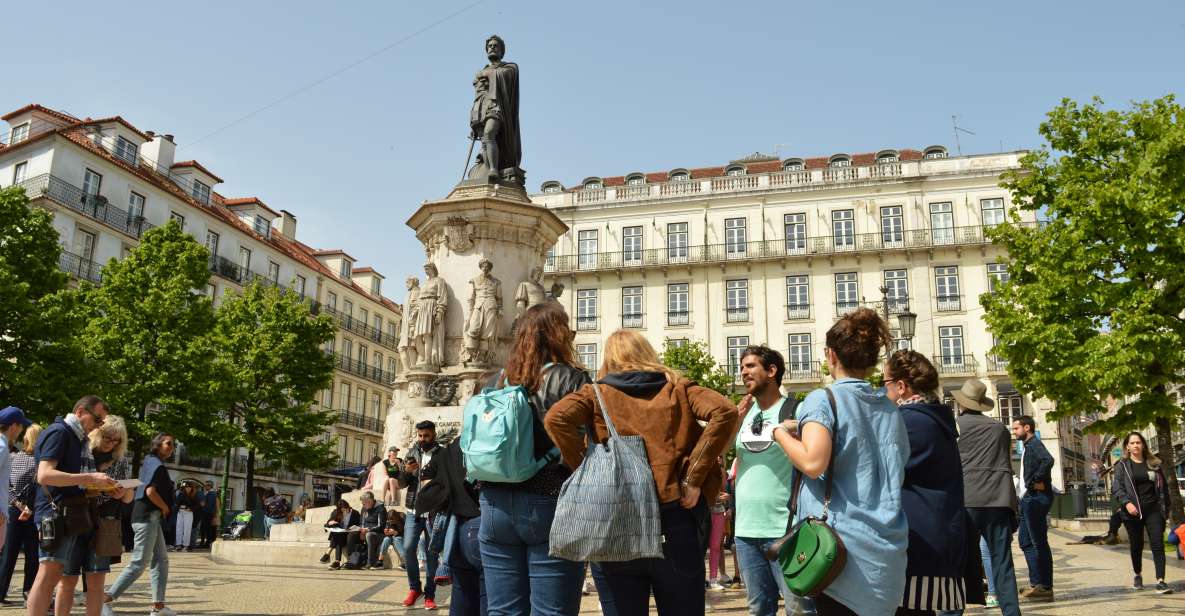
[879,285,917,345]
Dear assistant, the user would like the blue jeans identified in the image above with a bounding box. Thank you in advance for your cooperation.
[107,510,169,604]
[404,514,439,597]
[0,506,38,600]
[1018,491,1053,589]
[478,485,583,616]
[596,502,707,616]
[379,534,406,565]
[962,506,1022,616]
[980,536,995,595]
[263,515,286,539]
[735,536,815,616]
[432,514,455,580]
[449,515,485,616]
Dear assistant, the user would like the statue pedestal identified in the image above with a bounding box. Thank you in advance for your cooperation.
[384,184,568,450]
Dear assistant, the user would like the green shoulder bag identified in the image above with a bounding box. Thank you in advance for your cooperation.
[764,387,847,597]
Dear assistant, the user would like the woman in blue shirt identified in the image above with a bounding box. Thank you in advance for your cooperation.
[772,308,910,616]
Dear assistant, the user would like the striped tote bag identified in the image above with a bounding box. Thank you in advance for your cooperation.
[549,382,664,562]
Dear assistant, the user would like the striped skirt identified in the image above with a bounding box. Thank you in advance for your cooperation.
[901,575,966,612]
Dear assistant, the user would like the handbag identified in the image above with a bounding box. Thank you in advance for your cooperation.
[549,382,664,562]
[94,517,123,557]
[765,387,848,597]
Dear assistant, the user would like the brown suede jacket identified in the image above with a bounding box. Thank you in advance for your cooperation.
[544,371,740,505]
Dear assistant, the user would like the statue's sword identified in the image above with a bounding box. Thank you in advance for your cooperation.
[460,137,476,183]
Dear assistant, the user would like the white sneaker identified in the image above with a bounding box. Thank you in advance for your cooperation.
[101,604,115,616]
[150,607,177,616]
[714,575,732,587]
[707,581,726,591]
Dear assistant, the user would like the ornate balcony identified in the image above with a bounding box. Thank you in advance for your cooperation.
[19,174,155,239]
[934,354,978,377]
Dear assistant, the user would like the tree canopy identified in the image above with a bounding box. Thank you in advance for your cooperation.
[983,95,1185,522]
[661,339,737,400]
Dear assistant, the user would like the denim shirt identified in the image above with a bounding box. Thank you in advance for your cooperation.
[795,379,910,616]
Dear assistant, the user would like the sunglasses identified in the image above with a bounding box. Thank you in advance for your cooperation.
[740,411,774,453]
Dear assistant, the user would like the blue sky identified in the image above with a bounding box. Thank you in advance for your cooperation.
[7,1,1182,303]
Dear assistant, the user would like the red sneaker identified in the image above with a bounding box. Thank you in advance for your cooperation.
[424,598,438,610]
[402,590,422,607]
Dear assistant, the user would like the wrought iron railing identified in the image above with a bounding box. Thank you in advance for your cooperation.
[934,354,978,376]
[338,410,383,433]
[330,352,392,385]
[987,355,1010,373]
[726,307,749,323]
[785,360,822,381]
[786,304,811,320]
[575,316,598,331]
[936,295,963,312]
[667,311,689,326]
[59,249,102,284]
[19,174,155,238]
[621,314,643,329]
[323,307,399,351]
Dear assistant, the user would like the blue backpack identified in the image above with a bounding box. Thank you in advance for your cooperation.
[461,365,557,483]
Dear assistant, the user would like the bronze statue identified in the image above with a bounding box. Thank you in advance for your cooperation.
[469,35,522,186]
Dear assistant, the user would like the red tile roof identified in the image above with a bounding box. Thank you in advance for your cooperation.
[569,149,926,190]
[312,249,357,260]
[1,103,79,124]
[171,160,224,183]
[222,196,280,218]
[86,116,154,142]
[351,267,384,278]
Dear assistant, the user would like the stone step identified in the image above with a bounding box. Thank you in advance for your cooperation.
[211,538,403,569]
[269,522,330,543]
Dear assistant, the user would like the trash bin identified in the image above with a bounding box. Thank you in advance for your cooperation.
[1072,483,1088,518]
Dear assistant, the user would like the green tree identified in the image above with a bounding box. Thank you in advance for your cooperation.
[661,339,736,400]
[983,95,1185,524]
[211,281,337,508]
[80,220,223,459]
[0,186,96,420]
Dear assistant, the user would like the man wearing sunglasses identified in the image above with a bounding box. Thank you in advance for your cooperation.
[733,346,813,616]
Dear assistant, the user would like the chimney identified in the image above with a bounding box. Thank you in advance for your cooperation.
[279,209,297,239]
[139,133,176,173]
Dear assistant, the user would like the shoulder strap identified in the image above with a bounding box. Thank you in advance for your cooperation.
[776,395,800,423]
[589,382,622,440]
[787,387,840,525]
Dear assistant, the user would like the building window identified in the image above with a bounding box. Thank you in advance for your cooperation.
[883,269,909,313]
[373,314,382,335]
[935,266,961,311]
[621,286,643,328]
[340,260,351,279]
[670,172,689,182]
[337,436,347,461]
[191,179,210,204]
[923,147,948,160]
[930,202,954,245]
[787,334,812,377]
[168,212,184,230]
[784,213,806,254]
[343,300,353,323]
[75,229,96,261]
[938,326,965,366]
[998,390,1023,424]
[10,123,29,144]
[374,351,383,374]
[388,357,397,376]
[667,222,688,261]
[726,165,745,177]
[576,289,598,330]
[542,181,563,194]
[987,263,1009,292]
[877,153,899,164]
[726,279,749,322]
[114,136,138,164]
[665,338,689,350]
[326,291,337,312]
[356,387,367,414]
[360,309,369,331]
[578,230,598,270]
[354,439,363,464]
[832,210,854,249]
[372,392,381,417]
[622,226,643,265]
[786,275,809,319]
[626,175,645,186]
[583,178,603,190]
[981,198,1005,227]
[341,382,352,412]
[834,272,859,315]
[371,278,382,296]
[724,218,747,256]
[204,231,219,259]
[880,206,903,246]
[577,343,598,373]
[254,215,270,237]
[12,161,28,184]
[667,283,689,326]
[238,246,251,272]
[82,169,102,197]
[726,336,750,376]
[830,157,851,168]
[128,191,145,218]
[295,274,307,298]
[544,247,555,267]
[783,160,804,172]
[268,261,280,284]
[342,338,353,361]
[205,283,216,298]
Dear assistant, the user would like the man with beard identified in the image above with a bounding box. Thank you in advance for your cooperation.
[399,421,440,610]
[733,346,814,616]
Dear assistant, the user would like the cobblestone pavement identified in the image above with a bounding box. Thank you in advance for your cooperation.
[17,527,1182,615]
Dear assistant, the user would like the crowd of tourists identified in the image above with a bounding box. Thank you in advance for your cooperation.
[330,302,1177,616]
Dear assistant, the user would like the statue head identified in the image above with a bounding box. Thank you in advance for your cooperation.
[530,266,542,281]
[423,263,438,277]
[485,35,505,62]
[478,258,493,274]
[405,276,419,290]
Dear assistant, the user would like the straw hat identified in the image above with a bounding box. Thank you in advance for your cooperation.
[952,379,995,413]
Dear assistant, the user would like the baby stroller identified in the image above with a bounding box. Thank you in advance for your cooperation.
[222,511,253,540]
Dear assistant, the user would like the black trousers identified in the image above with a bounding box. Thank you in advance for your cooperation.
[0,507,37,601]
[346,530,382,566]
[329,531,349,562]
[1124,507,1167,580]
[597,501,709,616]
[813,593,859,616]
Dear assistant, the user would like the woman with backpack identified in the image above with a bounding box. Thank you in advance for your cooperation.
[476,301,593,616]
[770,308,910,616]
[544,329,739,616]
[1112,431,1174,594]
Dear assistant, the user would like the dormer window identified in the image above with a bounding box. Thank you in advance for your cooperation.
[725,165,745,177]
[541,181,563,194]
[253,215,270,237]
[669,169,690,182]
[829,155,852,168]
[782,159,805,172]
[876,150,899,164]
[191,180,211,204]
[923,145,948,160]
[340,260,352,279]
[9,122,29,144]
[625,173,645,186]
[371,278,382,296]
[114,136,138,164]
[583,177,603,190]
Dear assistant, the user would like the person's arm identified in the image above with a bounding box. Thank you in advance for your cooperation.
[679,384,740,507]
[35,459,114,489]
[773,421,832,479]
[1028,442,1055,490]
[146,485,170,517]
[542,385,596,469]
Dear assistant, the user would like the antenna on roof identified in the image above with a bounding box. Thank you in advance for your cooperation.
[952,115,975,156]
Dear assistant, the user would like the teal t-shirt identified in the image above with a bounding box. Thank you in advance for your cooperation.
[734,396,794,539]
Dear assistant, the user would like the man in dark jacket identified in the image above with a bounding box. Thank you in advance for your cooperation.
[346,491,386,569]
[398,420,440,609]
[954,380,1021,616]
[1012,414,1055,602]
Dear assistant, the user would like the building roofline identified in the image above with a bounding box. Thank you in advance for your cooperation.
[222,196,280,217]
[171,160,224,183]
[1,103,80,124]
[85,116,154,142]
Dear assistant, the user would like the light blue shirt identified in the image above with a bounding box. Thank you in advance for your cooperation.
[796,379,910,616]
[0,434,11,517]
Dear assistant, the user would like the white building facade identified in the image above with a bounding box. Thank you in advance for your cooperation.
[0,104,402,508]
[533,147,1087,490]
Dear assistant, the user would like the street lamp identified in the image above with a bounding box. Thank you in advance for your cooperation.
[878,285,917,343]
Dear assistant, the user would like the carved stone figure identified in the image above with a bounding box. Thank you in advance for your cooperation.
[411,263,448,370]
[468,35,522,187]
[398,277,420,372]
[461,259,502,366]
[514,266,548,318]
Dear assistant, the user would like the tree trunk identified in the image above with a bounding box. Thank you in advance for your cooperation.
[245,448,256,511]
[1154,416,1185,526]
[219,447,231,521]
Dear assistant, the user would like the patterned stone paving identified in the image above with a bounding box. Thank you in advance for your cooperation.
[10,528,1181,614]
